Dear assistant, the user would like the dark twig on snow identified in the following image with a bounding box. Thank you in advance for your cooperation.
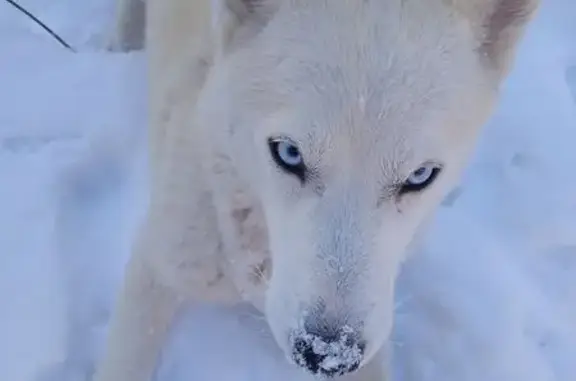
[4,0,75,52]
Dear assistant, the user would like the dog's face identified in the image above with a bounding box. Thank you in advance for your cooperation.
[200,0,538,377]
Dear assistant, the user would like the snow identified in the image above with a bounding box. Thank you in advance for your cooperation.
[290,326,365,377]
[0,1,575,381]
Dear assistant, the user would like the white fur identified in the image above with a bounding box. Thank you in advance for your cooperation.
[95,0,540,380]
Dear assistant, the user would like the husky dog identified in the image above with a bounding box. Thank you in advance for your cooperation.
[95,0,539,380]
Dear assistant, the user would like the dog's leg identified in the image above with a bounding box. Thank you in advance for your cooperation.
[94,170,239,381]
[92,251,181,381]
[107,0,146,52]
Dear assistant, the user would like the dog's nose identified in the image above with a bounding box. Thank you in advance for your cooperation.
[290,326,365,378]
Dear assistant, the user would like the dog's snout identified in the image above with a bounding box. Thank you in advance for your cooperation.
[290,325,365,378]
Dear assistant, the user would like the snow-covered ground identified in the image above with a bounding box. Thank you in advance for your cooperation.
[1,1,575,380]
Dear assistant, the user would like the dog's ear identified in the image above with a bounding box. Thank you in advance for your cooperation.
[210,0,277,55]
[449,0,540,74]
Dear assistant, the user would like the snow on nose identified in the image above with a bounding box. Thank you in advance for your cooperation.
[290,325,365,378]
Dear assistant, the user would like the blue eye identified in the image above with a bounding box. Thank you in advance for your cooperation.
[276,141,302,167]
[268,137,306,182]
[400,163,442,193]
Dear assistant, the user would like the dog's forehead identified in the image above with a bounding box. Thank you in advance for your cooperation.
[251,0,484,138]
[262,47,474,166]
[236,0,490,168]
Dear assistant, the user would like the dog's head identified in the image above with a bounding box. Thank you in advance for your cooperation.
[197,0,538,377]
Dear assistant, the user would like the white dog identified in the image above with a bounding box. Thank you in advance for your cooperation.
[95,0,539,380]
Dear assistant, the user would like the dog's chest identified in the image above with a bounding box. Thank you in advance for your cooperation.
[219,191,271,313]
[208,150,271,312]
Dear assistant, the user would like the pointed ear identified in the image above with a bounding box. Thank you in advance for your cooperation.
[210,0,276,55]
[450,0,540,74]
